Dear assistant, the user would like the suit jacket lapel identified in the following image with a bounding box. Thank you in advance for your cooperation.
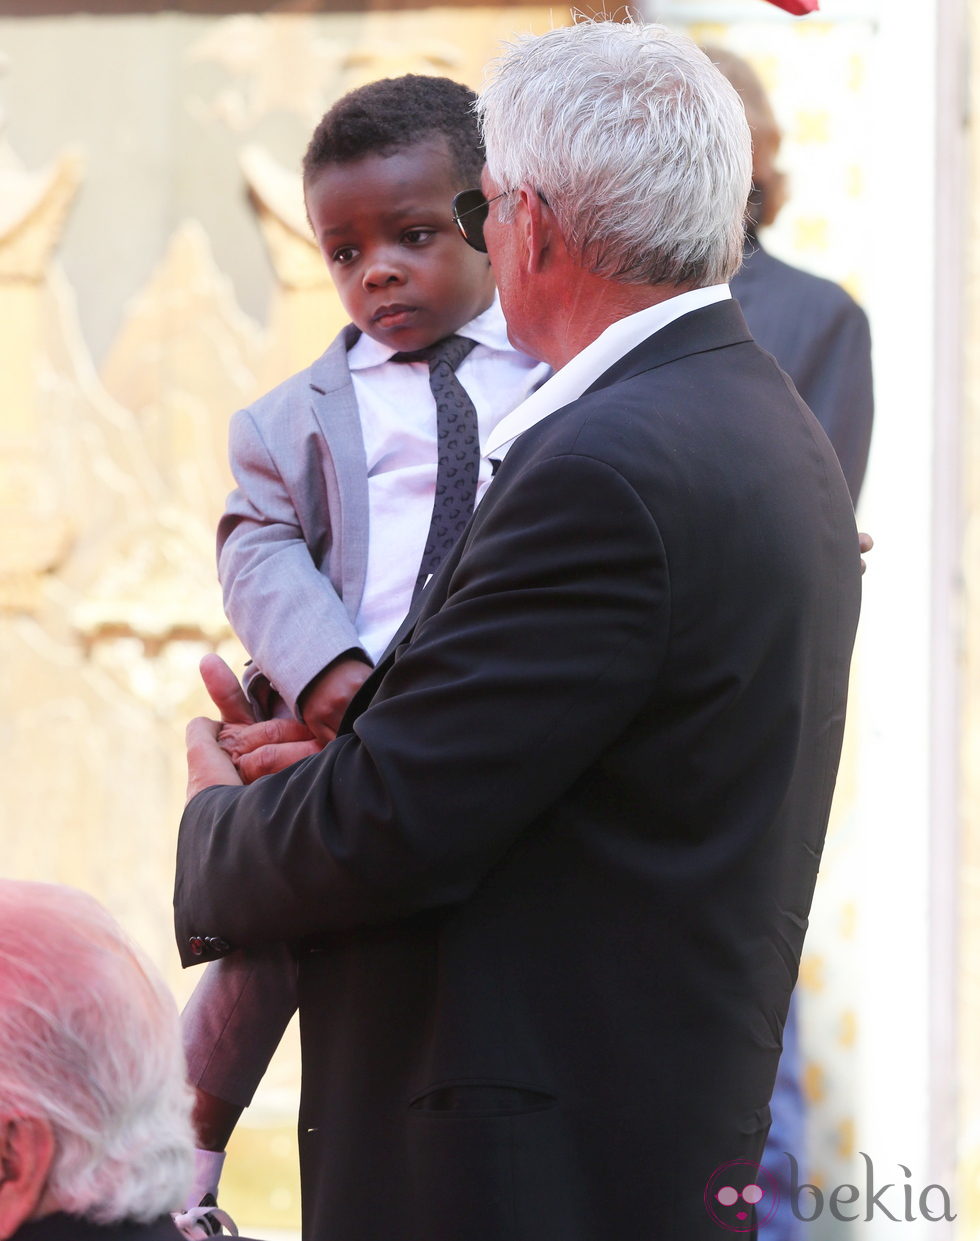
[309,324,370,619]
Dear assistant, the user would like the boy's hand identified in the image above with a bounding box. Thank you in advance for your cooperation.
[299,657,373,747]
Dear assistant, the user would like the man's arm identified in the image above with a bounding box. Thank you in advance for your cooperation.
[176,450,671,960]
[793,298,874,505]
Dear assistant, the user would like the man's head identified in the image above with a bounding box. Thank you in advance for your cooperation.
[302,75,495,352]
[0,882,193,1239]
[477,21,752,290]
[701,45,786,233]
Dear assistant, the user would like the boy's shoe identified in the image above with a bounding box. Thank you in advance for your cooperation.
[173,1194,239,1238]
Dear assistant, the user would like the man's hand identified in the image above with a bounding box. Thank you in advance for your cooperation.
[198,653,321,783]
[186,716,243,803]
[858,530,873,574]
[200,652,255,725]
[217,716,322,784]
[298,656,373,747]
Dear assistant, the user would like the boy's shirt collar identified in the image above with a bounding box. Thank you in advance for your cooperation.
[347,293,511,370]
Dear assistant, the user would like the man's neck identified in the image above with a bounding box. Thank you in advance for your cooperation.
[542,272,694,370]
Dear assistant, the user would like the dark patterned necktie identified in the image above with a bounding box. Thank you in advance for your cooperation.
[393,335,480,598]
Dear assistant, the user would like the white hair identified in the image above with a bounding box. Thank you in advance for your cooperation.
[0,882,194,1224]
[477,19,752,286]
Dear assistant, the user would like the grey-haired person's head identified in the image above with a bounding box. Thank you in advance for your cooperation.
[0,881,193,1237]
[477,20,752,287]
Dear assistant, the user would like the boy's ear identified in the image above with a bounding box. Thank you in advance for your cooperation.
[0,1117,55,1239]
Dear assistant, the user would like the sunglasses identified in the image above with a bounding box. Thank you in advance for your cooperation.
[451,188,510,253]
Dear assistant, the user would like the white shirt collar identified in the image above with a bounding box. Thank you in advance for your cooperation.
[483,284,730,459]
[347,293,512,370]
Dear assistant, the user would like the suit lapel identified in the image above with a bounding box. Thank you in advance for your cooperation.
[309,324,370,618]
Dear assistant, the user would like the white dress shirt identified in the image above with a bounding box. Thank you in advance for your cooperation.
[348,296,550,661]
[480,285,731,493]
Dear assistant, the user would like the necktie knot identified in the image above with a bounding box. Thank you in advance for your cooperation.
[392,334,477,373]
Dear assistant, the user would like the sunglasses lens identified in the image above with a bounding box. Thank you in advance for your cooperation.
[452,189,489,253]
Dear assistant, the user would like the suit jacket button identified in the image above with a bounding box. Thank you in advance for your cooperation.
[189,937,204,956]
[206,936,231,955]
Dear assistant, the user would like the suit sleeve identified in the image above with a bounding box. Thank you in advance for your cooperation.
[176,448,670,958]
[791,298,874,505]
[218,406,367,718]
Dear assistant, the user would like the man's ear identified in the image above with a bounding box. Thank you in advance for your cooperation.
[0,1117,55,1240]
[516,186,552,274]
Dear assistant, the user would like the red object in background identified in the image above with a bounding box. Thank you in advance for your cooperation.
[763,0,819,12]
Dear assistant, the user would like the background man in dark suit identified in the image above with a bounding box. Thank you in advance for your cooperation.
[0,881,194,1241]
[708,47,875,1241]
[176,20,863,1239]
[710,44,874,504]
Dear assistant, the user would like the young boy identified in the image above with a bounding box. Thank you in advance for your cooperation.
[175,74,549,1237]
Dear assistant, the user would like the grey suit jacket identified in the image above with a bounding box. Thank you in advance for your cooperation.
[218,325,370,718]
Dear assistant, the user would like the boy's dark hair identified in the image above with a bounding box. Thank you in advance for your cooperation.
[303,75,485,189]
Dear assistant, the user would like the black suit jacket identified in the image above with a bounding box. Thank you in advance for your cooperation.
[12,1219,264,1241]
[175,301,861,1240]
[12,1216,184,1241]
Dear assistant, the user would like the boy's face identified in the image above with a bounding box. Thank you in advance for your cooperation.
[306,139,496,353]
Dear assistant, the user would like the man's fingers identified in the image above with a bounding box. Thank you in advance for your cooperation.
[185,716,242,802]
[218,717,314,760]
[238,741,322,784]
[186,715,223,749]
[200,654,255,725]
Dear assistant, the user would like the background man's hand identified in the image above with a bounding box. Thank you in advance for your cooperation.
[858,530,873,574]
[298,656,373,747]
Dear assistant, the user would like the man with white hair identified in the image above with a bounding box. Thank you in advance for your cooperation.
[176,20,862,1238]
[0,881,194,1241]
